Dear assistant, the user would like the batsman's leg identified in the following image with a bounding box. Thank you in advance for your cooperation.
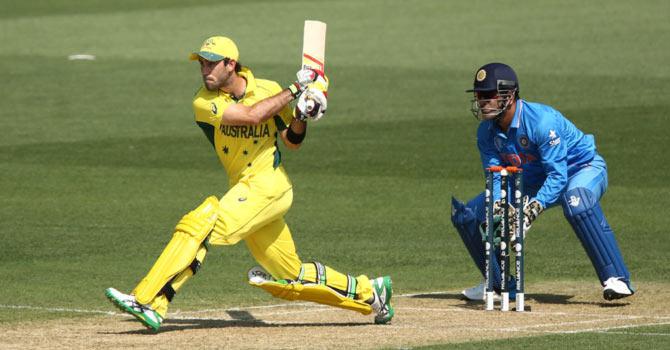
[106,196,219,330]
[107,168,295,330]
[132,197,218,304]
[245,219,393,324]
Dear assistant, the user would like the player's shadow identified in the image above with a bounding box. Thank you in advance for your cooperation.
[531,293,630,308]
[106,309,370,334]
[411,292,629,310]
[408,292,487,311]
[408,292,464,300]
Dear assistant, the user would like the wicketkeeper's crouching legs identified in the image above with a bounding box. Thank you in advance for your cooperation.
[451,195,504,290]
[561,187,634,300]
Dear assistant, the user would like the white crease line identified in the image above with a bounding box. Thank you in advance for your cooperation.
[3,289,670,323]
[598,331,670,336]
[537,320,670,334]
[525,310,670,319]
[499,317,630,331]
[398,306,471,313]
[381,319,670,334]
[395,306,670,322]
[396,290,453,298]
[3,301,670,336]
[0,304,116,316]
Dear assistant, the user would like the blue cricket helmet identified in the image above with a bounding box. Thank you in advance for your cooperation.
[467,63,520,121]
[467,62,519,93]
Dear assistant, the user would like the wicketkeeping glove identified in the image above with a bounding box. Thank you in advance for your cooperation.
[522,197,543,232]
[295,87,327,121]
[479,200,518,243]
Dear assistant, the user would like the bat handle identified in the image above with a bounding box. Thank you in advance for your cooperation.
[305,99,316,113]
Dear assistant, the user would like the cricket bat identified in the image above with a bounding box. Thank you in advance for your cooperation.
[302,20,326,73]
[299,20,327,117]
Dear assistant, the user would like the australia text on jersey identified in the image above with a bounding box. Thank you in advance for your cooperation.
[219,124,271,138]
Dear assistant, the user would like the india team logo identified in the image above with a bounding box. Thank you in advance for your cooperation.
[476,69,487,82]
[518,135,529,148]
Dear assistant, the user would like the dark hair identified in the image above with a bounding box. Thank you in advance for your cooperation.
[224,59,243,73]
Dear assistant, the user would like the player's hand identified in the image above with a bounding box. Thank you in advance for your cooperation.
[492,200,517,218]
[288,68,328,98]
[295,87,327,121]
[308,72,329,94]
[522,197,543,232]
[478,216,501,245]
[296,68,318,86]
[493,200,520,237]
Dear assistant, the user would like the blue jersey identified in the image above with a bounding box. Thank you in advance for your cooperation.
[477,99,597,207]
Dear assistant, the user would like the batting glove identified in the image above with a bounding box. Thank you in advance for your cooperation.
[294,87,327,121]
[287,68,328,99]
[522,197,543,232]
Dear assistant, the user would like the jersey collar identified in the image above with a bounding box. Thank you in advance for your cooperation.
[487,99,524,133]
[226,67,257,101]
[510,99,524,129]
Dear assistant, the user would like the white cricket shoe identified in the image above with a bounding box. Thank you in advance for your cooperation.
[105,287,163,331]
[462,281,498,301]
[247,266,274,284]
[603,277,634,300]
[462,278,519,301]
[369,276,394,324]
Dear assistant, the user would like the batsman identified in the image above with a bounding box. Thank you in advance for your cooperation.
[451,63,635,302]
[105,35,394,331]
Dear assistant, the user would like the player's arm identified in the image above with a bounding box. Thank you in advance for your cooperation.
[522,120,568,231]
[279,80,329,150]
[280,117,307,150]
[221,69,319,126]
[222,90,295,126]
[533,124,568,208]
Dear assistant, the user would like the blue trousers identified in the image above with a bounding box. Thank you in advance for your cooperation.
[452,155,631,287]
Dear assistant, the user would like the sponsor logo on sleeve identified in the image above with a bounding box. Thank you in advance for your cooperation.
[548,129,561,147]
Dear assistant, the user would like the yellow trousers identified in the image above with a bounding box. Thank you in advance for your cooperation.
[141,167,372,316]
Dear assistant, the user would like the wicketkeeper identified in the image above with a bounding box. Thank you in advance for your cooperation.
[105,36,393,331]
[451,63,635,302]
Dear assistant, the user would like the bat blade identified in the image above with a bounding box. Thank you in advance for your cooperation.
[302,20,326,72]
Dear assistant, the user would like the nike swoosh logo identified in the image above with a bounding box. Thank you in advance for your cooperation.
[238,197,247,202]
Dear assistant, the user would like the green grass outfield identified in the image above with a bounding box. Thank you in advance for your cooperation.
[1,0,669,348]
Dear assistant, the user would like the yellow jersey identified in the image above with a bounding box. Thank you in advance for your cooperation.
[193,68,293,184]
